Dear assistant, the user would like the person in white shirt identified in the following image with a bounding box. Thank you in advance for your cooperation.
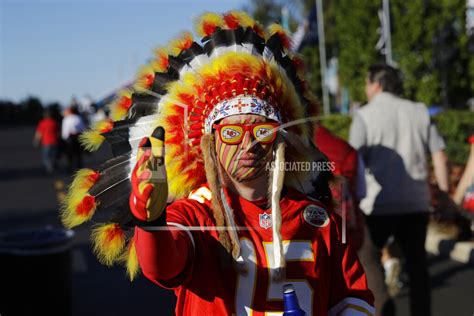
[350,64,450,316]
[62,106,86,170]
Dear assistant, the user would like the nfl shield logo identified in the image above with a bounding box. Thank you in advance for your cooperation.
[259,212,272,229]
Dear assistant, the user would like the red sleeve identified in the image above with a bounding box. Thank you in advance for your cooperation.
[340,148,357,190]
[134,201,197,289]
[328,214,375,315]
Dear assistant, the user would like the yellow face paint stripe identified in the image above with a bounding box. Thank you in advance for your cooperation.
[239,165,256,179]
[230,148,245,175]
[224,145,238,171]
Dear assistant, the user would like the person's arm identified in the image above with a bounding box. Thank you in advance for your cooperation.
[33,122,42,146]
[432,150,449,192]
[33,131,41,147]
[130,127,195,288]
[428,122,449,192]
[454,139,474,204]
[348,114,367,150]
[61,118,69,140]
[135,222,194,287]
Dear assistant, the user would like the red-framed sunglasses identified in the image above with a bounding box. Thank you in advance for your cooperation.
[213,122,280,145]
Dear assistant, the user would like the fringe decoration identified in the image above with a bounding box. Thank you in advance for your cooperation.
[270,136,286,282]
[200,134,232,255]
[91,223,126,266]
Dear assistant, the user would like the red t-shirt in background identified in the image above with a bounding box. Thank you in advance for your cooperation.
[36,118,59,146]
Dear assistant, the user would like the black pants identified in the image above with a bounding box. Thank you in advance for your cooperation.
[66,135,83,171]
[365,213,431,316]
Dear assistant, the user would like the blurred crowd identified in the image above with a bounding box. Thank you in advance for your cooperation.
[32,96,108,174]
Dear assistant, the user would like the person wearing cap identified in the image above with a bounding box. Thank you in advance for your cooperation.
[62,11,374,315]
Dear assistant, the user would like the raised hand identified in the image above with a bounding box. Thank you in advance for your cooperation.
[129,127,168,223]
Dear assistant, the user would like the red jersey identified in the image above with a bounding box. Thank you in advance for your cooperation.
[135,185,374,316]
[36,118,59,146]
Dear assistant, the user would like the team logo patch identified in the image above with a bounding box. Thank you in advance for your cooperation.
[303,205,329,227]
[259,212,272,229]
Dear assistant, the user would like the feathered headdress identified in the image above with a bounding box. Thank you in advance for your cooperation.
[61,11,321,281]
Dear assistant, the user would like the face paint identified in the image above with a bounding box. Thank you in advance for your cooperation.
[215,114,274,182]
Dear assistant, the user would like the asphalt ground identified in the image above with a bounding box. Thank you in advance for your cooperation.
[0,126,472,315]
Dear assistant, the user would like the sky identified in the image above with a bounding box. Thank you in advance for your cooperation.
[0,0,247,105]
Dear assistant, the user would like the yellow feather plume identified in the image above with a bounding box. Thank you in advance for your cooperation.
[61,168,99,228]
[91,223,125,266]
[109,89,133,121]
[168,31,193,57]
[266,23,292,49]
[151,47,169,73]
[79,129,104,152]
[133,64,155,91]
[120,238,140,281]
[195,12,223,37]
[70,168,100,193]
[61,193,97,228]
[223,11,255,29]
[79,120,113,152]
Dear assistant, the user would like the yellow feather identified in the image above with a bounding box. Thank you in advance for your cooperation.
[70,168,99,192]
[237,11,255,28]
[120,238,140,281]
[266,23,286,38]
[61,193,97,228]
[60,168,100,228]
[79,120,113,152]
[224,11,255,29]
[91,223,125,266]
[195,12,223,37]
[79,129,105,152]
[133,64,155,91]
[168,31,193,57]
[109,89,133,121]
[151,47,169,73]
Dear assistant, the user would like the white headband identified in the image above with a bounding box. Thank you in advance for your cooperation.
[204,95,281,134]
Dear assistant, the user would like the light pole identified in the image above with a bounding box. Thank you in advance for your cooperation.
[382,0,394,66]
[316,0,330,115]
